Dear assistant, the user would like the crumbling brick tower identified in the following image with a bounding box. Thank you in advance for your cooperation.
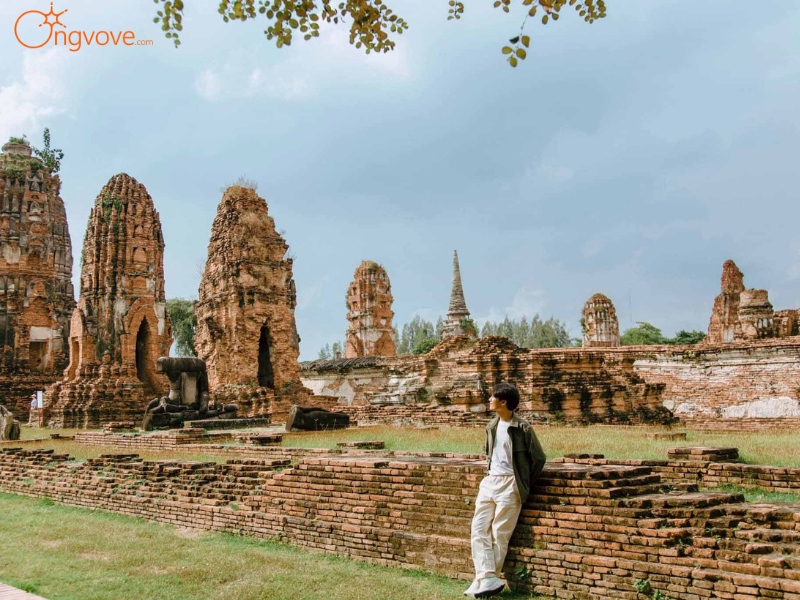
[45,174,171,427]
[194,185,308,422]
[344,261,396,358]
[706,259,782,343]
[0,138,75,419]
[581,293,620,348]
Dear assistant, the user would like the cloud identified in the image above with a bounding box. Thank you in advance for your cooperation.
[193,64,312,102]
[297,272,332,310]
[315,27,412,80]
[192,24,411,103]
[786,237,800,282]
[476,285,548,325]
[0,48,70,139]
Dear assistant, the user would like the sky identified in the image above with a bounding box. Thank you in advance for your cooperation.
[1,0,799,360]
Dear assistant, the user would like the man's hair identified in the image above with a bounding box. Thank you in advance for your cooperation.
[493,382,520,411]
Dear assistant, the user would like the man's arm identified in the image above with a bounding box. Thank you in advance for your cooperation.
[527,426,547,482]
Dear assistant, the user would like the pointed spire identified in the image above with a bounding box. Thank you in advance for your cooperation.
[448,250,470,319]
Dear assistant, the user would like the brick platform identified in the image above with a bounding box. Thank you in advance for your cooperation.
[3,448,800,599]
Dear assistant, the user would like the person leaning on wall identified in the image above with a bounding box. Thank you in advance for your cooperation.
[464,382,546,598]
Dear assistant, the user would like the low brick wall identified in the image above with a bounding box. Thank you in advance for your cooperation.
[339,404,491,427]
[557,456,800,496]
[680,417,800,432]
[74,429,209,448]
[3,447,800,599]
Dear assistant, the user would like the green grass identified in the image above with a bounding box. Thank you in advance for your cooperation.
[0,493,542,600]
[282,424,800,467]
[19,427,79,441]
[10,423,800,468]
[715,485,800,504]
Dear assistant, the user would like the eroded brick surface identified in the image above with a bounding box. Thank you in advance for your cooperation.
[706,260,798,344]
[0,140,74,419]
[45,174,172,427]
[3,448,800,599]
[302,336,671,424]
[194,186,310,421]
[344,261,396,358]
[582,293,620,348]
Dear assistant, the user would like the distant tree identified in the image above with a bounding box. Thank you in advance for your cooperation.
[331,341,344,358]
[396,316,439,355]
[153,0,607,70]
[480,315,572,348]
[666,330,706,345]
[166,298,197,356]
[620,322,665,346]
[318,343,332,360]
[435,317,445,339]
[528,316,571,348]
[412,337,439,355]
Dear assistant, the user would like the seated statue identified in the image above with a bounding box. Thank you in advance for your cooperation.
[142,357,237,430]
[0,405,20,441]
[285,405,350,432]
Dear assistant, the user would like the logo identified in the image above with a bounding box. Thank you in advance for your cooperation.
[14,3,153,52]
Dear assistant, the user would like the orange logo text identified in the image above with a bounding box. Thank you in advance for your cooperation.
[14,3,153,52]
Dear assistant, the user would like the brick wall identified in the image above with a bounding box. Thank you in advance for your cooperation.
[557,456,800,497]
[3,447,800,598]
[633,340,800,420]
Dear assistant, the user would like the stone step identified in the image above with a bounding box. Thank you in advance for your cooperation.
[736,529,800,544]
[618,491,742,510]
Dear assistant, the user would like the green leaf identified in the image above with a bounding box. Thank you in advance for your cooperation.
[501,46,512,54]
[509,35,519,44]
[509,56,518,67]
[521,35,530,47]
[515,48,526,59]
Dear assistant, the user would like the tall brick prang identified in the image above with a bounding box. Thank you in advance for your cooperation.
[0,138,75,420]
[581,293,620,348]
[194,185,309,421]
[45,173,171,427]
[344,261,396,358]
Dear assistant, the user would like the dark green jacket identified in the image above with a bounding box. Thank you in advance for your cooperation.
[485,414,547,504]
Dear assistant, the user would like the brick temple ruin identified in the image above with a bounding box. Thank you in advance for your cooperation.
[440,250,477,340]
[0,139,74,420]
[44,174,172,427]
[194,185,310,421]
[706,259,799,343]
[302,259,800,428]
[344,260,396,358]
[1,129,799,430]
[581,293,620,348]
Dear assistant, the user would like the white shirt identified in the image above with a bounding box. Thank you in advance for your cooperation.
[488,419,515,476]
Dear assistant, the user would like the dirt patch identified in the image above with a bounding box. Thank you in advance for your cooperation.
[174,527,210,539]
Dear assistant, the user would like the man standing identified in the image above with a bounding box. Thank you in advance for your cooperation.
[465,382,547,598]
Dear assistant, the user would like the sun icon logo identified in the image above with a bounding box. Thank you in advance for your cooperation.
[14,3,68,49]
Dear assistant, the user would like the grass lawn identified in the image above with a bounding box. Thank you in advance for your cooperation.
[282,424,800,467]
[10,423,800,467]
[0,493,542,600]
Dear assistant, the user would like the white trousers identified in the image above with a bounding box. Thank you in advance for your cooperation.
[470,474,522,580]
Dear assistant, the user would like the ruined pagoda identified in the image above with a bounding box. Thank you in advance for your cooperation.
[581,293,620,348]
[0,137,75,420]
[45,174,172,427]
[440,250,477,340]
[344,260,396,358]
[194,184,310,421]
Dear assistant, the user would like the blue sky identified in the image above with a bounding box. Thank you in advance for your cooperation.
[2,0,799,360]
